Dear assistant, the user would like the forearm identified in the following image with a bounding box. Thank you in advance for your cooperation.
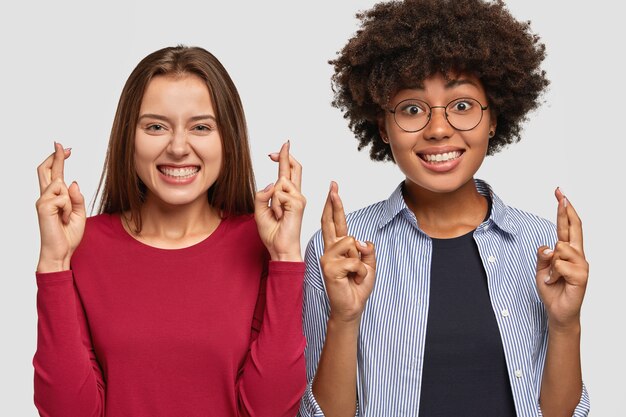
[238,261,307,417]
[34,271,104,416]
[312,317,360,417]
[540,323,583,417]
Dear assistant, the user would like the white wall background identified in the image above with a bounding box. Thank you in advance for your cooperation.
[1,0,623,415]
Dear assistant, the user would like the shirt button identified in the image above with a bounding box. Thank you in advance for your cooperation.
[514,369,523,378]
[488,255,496,263]
[501,309,509,317]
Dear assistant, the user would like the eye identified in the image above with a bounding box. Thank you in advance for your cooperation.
[398,101,427,117]
[449,99,474,113]
[192,124,215,135]
[146,124,165,131]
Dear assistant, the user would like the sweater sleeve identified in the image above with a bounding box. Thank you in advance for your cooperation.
[33,271,105,417]
[237,260,307,417]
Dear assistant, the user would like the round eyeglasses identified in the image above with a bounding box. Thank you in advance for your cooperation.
[387,97,489,132]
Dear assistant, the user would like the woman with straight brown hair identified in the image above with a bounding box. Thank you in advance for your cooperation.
[34,45,307,417]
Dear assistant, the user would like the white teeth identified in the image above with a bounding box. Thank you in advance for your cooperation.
[423,151,461,163]
[159,166,199,178]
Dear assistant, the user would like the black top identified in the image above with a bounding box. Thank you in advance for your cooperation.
[417,228,517,416]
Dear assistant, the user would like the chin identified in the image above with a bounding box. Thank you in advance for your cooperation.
[150,190,208,208]
[410,174,474,195]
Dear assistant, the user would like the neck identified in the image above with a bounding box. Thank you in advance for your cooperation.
[124,195,222,249]
[403,178,488,239]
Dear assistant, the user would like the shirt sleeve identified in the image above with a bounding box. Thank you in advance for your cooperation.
[571,383,591,416]
[33,270,105,417]
[536,383,590,417]
[237,260,307,417]
[298,233,345,417]
[531,221,591,417]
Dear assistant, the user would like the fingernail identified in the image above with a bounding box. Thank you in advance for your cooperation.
[563,197,568,208]
[544,275,551,284]
[543,248,553,255]
[263,183,273,191]
[64,147,72,152]
[357,240,367,248]
[72,181,80,191]
[268,152,279,158]
[329,181,333,191]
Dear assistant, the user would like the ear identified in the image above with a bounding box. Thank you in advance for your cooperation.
[488,111,497,139]
[378,118,389,144]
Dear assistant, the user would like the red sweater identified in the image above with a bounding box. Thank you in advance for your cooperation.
[34,213,306,417]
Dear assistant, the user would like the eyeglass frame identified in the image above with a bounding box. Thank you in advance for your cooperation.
[386,97,489,133]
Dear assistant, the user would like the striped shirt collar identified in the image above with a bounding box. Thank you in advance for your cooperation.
[377,178,518,236]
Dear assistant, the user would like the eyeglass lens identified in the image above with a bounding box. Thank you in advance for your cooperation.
[393,98,484,132]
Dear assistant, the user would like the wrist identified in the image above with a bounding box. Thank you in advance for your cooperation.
[548,319,581,338]
[328,313,362,330]
[37,259,70,273]
[37,253,71,273]
[270,250,302,262]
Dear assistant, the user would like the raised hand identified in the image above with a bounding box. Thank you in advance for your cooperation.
[535,188,589,330]
[320,182,376,323]
[254,140,306,262]
[36,142,86,272]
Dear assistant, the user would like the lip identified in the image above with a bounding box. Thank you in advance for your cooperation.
[416,147,465,173]
[157,164,200,185]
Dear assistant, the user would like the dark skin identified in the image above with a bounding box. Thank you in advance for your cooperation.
[312,181,375,417]
[313,73,588,417]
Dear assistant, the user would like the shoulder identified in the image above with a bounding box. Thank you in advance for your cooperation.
[485,181,557,246]
[222,213,258,235]
[505,206,557,245]
[345,199,388,229]
[219,213,266,254]
[224,213,261,241]
[72,213,124,260]
[83,212,120,240]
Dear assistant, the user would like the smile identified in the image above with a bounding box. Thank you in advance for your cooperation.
[157,166,200,179]
[419,151,463,163]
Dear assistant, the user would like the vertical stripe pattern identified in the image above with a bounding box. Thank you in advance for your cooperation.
[299,179,590,417]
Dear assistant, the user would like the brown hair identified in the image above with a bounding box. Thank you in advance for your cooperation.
[331,0,549,161]
[95,45,255,232]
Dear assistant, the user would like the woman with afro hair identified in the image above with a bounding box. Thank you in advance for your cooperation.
[299,1,589,416]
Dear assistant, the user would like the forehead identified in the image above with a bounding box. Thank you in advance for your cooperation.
[140,74,214,111]
[391,72,487,103]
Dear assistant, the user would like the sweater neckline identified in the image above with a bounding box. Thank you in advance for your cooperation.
[110,213,229,255]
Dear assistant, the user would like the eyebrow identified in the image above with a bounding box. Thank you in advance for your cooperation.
[137,114,217,123]
[445,78,480,89]
[408,78,480,90]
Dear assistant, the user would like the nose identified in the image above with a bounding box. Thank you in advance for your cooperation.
[422,106,454,141]
[167,128,190,158]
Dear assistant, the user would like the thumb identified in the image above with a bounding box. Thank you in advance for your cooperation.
[536,246,554,271]
[68,181,86,218]
[358,241,376,271]
[254,183,274,212]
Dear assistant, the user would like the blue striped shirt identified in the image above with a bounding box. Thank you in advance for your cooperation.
[299,179,590,417]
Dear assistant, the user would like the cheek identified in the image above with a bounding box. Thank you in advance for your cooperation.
[470,131,491,153]
[133,135,157,177]
[387,133,416,158]
[196,137,223,166]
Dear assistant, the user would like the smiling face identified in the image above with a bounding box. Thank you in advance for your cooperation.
[381,72,496,196]
[134,74,223,209]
